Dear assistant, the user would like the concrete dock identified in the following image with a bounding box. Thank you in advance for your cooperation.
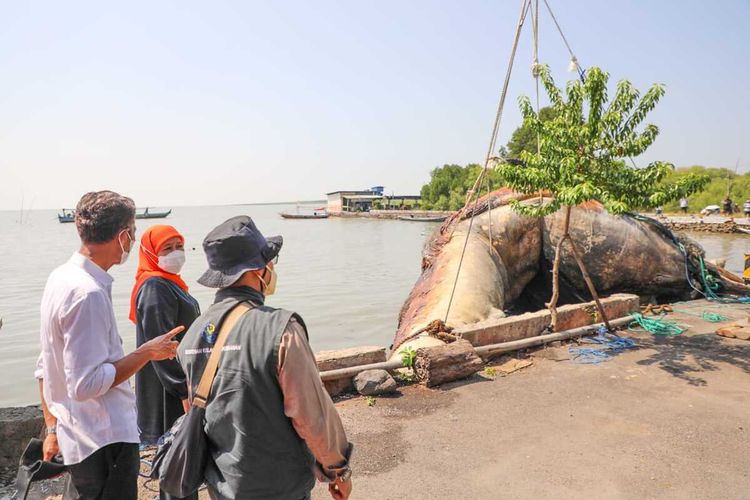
[311,299,750,499]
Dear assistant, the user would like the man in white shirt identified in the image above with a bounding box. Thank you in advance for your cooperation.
[679,197,689,215]
[36,191,184,499]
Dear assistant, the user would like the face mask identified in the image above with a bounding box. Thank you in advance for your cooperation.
[257,265,277,296]
[118,230,133,265]
[158,250,186,275]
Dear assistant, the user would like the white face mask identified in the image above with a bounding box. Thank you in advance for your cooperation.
[158,250,186,274]
[118,230,133,265]
[257,265,277,296]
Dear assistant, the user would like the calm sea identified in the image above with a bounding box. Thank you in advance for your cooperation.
[0,204,434,406]
[0,205,747,406]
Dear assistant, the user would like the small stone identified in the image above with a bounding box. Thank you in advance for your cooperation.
[354,369,398,396]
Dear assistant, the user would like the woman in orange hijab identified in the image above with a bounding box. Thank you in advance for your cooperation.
[130,225,200,500]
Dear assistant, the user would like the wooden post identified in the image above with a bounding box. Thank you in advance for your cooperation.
[414,340,484,387]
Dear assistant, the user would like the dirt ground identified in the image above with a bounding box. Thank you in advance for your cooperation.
[310,300,750,500]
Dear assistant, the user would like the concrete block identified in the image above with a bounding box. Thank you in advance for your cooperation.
[316,345,387,396]
[457,294,639,347]
[0,406,43,475]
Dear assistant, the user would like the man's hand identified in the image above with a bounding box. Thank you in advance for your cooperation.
[42,433,59,462]
[328,478,352,500]
[140,326,184,361]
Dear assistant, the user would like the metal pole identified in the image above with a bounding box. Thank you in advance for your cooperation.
[318,316,634,382]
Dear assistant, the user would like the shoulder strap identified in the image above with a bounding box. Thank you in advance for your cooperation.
[192,302,252,408]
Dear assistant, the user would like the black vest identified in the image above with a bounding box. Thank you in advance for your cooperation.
[178,287,315,499]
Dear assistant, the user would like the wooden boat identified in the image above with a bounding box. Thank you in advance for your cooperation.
[59,207,171,223]
[397,215,447,222]
[58,209,75,223]
[136,207,172,219]
[280,212,329,219]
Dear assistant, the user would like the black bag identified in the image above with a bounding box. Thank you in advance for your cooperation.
[150,302,251,497]
[15,438,67,500]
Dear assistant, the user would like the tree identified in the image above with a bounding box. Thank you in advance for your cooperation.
[660,165,749,212]
[506,106,557,158]
[495,65,708,330]
[421,164,506,211]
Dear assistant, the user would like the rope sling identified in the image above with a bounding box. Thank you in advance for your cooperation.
[443,0,582,324]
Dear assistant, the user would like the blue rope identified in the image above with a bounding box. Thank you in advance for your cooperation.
[569,326,637,364]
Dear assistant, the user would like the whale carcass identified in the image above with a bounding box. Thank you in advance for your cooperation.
[392,188,746,354]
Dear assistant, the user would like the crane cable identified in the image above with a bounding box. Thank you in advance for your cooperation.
[443,0,583,324]
[444,0,531,324]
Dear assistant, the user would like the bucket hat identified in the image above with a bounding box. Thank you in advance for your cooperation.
[197,215,282,288]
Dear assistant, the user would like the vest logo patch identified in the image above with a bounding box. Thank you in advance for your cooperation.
[201,322,217,344]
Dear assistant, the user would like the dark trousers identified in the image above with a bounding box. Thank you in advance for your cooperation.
[63,442,139,500]
[207,486,311,500]
[162,485,199,500]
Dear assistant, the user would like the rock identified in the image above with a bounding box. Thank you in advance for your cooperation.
[0,406,43,485]
[316,346,387,397]
[716,324,750,340]
[354,370,398,396]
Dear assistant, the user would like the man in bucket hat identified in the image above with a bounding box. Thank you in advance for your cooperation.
[178,216,353,500]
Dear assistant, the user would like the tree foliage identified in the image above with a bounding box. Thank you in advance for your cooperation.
[420,163,505,210]
[660,165,750,212]
[506,106,557,157]
[495,65,709,217]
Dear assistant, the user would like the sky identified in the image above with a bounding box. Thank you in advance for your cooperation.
[0,0,748,210]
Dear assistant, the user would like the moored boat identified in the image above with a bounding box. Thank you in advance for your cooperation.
[57,209,75,223]
[280,212,329,219]
[397,215,447,222]
[136,207,172,219]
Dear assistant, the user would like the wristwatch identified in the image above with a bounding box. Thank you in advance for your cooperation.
[46,426,57,435]
[337,467,352,482]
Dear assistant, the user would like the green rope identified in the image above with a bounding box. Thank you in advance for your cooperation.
[670,308,729,323]
[629,313,687,336]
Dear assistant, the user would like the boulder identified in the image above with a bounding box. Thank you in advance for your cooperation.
[0,406,43,486]
[353,370,398,396]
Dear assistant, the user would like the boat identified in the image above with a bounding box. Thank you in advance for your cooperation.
[57,209,75,223]
[397,215,447,222]
[280,212,329,219]
[136,207,172,219]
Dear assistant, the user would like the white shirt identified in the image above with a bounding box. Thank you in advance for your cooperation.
[36,252,138,465]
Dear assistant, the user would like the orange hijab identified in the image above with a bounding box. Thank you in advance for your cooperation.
[129,224,189,323]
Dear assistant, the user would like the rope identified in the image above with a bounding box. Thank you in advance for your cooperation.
[569,326,636,363]
[676,239,750,304]
[670,308,729,323]
[541,0,585,82]
[444,0,531,323]
[628,312,687,336]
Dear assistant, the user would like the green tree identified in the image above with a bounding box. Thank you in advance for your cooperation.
[660,165,749,213]
[420,163,507,210]
[506,106,557,157]
[495,65,708,330]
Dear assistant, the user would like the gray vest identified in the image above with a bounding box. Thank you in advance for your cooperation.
[178,293,315,500]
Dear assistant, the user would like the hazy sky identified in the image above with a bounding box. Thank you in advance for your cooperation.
[1,0,748,210]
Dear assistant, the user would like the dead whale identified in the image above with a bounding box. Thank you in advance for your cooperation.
[392,189,747,354]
